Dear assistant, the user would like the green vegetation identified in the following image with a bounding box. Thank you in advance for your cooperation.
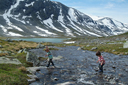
[0,39,38,54]
[15,52,33,67]
[81,43,128,55]
[0,52,32,85]
[0,64,28,85]
[0,37,38,84]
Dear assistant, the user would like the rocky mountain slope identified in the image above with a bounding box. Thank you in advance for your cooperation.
[0,0,128,37]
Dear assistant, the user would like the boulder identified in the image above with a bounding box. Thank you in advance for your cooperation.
[91,47,97,50]
[18,50,23,53]
[54,77,59,81]
[0,45,3,48]
[18,48,28,54]
[77,47,81,50]
[36,43,45,48]
[26,52,39,66]
[123,41,128,48]
[86,45,90,47]
[23,48,28,53]
[27,74,39,84]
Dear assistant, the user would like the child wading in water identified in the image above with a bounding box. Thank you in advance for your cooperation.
[96,51,105,73]
[45,46,55,68]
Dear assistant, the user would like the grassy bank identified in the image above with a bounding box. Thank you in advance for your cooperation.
[0,64,29,85]
[0,38,37,84]
[0,52,33,85]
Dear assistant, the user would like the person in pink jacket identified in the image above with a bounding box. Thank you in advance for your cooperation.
[96,51,105,73]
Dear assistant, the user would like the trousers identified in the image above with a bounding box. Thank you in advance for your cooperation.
[99,63,104,72]
[47,59,54,67]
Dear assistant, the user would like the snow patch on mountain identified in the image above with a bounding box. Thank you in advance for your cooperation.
[57,8,74,36]
[58,8,64,23]
[67,16,83,34]
[7,32,23,36]
[35,26,56,35]
[68,8,77,22]
[0,25,7,32]
[36,12,42,20]
[101,18,114,28]
[84,29,101,37]
[9,24,24,32]
[22,15,32,19]
[25,1,35,7]
[33,31,48,37]
[3,0,24,24]
[89,15,104,20]
[43,18,63,32]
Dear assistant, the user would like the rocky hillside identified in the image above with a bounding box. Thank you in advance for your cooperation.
[0,0,128,37]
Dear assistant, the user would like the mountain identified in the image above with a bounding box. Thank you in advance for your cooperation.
[0,0,128,37]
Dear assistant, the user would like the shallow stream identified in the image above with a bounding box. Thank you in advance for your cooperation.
[29,46,128,85]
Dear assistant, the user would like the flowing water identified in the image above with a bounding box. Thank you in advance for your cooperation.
[29,46,128,85]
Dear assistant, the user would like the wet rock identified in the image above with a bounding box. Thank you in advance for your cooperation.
[104,75,108,79]
[77,47,81,50]
[27,74,39,84]
[27,79,36,84]
[53,73,59,76]
[94,67,99,72]
[27,74,38,79]
[80,71,87,74]
[54,77,59,81]
[114,77,119,82]
[112,65,116,69]
[56,82,75,85]
[53,55,63,61]
[109,79,116,84]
